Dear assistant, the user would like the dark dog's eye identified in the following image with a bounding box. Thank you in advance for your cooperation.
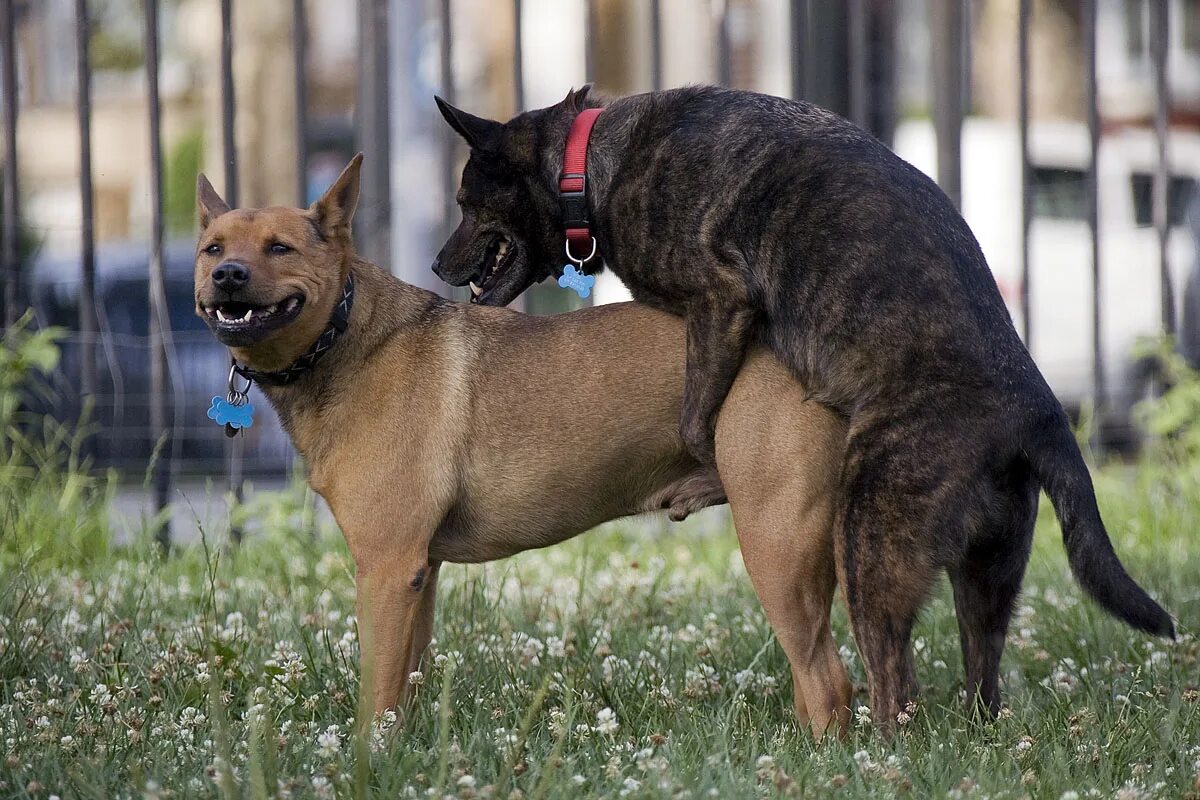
[268,242,292,255]
[204,243,222,256]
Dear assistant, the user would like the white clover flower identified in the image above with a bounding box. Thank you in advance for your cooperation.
[90,683,112,705]
[619,777,641,796]
[407,671,424,686]
[316,725,341,759]
[311,775,334,799]
[456,775,476,789]
[854,705,872,726]
[683,664,721,698]
[594,707,619,736]
[548,708,567,738]
[194,661,211,685]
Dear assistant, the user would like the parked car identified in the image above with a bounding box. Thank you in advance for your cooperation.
[28,240,293,475]
[894,118,1200,448]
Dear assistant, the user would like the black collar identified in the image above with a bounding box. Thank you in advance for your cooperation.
[234,273,356,387]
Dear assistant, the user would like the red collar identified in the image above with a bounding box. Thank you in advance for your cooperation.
[559,107,603,265]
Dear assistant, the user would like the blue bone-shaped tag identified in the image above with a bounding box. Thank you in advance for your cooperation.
[207,396,254,430]
[558,264,596,299]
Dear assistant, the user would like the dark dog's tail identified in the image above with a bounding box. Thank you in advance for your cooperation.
[1026,415,1174,638]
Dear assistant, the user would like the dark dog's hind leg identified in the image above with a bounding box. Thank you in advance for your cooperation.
[837,435,942,731]
[949,461,1038,717]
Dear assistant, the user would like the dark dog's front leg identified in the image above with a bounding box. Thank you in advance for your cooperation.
[681,297,756,465]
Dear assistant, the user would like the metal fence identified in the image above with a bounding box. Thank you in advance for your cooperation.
[0,0,1192,547]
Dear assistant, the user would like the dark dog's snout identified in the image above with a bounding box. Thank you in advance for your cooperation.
[212,261,250,292]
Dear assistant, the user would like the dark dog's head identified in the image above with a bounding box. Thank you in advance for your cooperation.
[194,155,362,369]
[432,88,595,306]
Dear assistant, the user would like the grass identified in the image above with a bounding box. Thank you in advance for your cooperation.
[0,463,1197,800]
[2,329,1198,798]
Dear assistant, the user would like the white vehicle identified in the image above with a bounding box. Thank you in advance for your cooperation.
[895,118,1200,447]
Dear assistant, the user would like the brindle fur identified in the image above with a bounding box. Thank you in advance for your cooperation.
[432,86,1175,729]
[194,157,853,737]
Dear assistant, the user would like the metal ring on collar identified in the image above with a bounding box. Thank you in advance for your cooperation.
[227,361,253,401]
[565,236,598,265]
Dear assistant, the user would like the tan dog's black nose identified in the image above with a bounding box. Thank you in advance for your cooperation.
[212,261,250,292]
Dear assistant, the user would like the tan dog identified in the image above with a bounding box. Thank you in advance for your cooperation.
[193,156,852,736]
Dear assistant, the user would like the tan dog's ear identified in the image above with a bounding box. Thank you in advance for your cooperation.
[310,153,362,241]
[197,174,231,230]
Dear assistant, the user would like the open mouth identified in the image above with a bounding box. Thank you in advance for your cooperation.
[469,237,515,304]
[200,294,305,343]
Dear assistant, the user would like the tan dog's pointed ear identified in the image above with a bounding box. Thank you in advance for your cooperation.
[310,153,362,241]
[197,174,231,230]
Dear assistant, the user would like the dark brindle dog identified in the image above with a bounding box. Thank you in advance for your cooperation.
[432,86,1174,728]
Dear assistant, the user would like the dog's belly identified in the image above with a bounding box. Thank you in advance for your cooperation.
[427,455,708,564]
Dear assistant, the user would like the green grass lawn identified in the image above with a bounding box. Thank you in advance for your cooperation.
[1,459,1197,800]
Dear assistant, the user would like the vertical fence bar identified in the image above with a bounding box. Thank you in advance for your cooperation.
[220,0,245,541]
[144,0,171,548]
[220,0,238,208]
[847,0,868,128]
[1151,0,1173,336]
[649,0,663,91]
[1018,0,1031,347]
[931,0,964,210]
[356,0,391,267]
[513,0,524,110]
[582,0,596,86]
[789,0,807,99]
[1083,0,1104,445]
[440,0,455,238]
[76,0,97,411]
[716,0,732,87]
[1,0,19,327]
[293,0,308,206]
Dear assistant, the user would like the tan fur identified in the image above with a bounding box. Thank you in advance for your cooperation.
[194,158,852,738]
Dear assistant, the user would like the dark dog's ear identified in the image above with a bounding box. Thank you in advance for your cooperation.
[435,96,502,152]
[562,85,592,112]
[310,153,362,241]
[197,174,231,230]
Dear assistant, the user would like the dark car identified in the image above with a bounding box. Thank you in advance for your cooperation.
[28,241,293,475]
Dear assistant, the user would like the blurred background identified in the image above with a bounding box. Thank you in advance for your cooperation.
[2,0,1199,538]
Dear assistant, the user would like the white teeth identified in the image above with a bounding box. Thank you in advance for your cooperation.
[496,240,508,257]
[265,304,277,315]
[241,308,254,322]
[285,297,300,312]
[216,308,229,322]
[470,282,482,297]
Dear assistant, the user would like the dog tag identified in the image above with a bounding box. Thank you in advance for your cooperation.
[207,395,254,435]
[558,264,596,299]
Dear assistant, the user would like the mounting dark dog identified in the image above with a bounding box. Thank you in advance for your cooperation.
[433,86,1175,729]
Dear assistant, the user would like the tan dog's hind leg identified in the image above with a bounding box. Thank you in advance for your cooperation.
[735,514,851,739]
[717,353,852,739]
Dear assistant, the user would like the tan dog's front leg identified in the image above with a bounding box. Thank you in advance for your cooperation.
[356,559,437,716]
[406,561,441,679]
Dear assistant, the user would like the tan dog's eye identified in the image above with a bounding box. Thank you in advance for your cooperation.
[204,243,222,256]
[268,242,292,255]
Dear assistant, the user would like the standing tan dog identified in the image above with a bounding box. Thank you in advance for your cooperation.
[193,156,852,736]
